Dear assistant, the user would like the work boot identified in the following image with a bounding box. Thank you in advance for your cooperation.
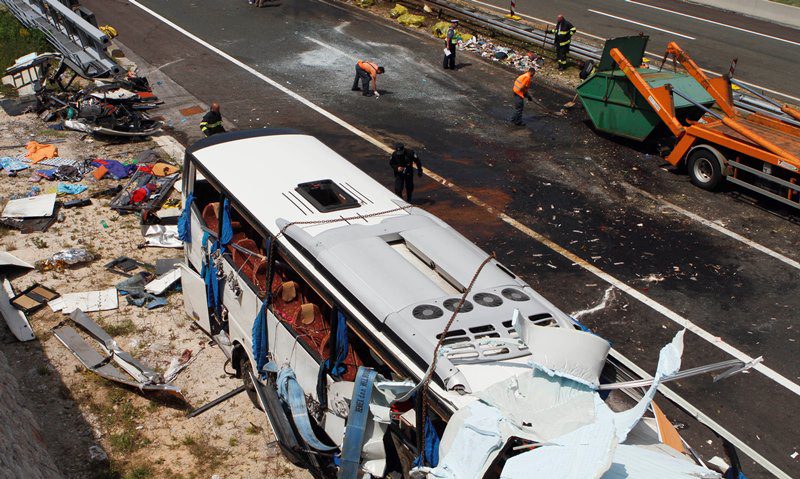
[363,91,374,97]
[351,87,361,91]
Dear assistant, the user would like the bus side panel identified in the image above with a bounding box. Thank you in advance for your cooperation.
[220,257,259,360]
[269,314,324,402]
[219,258,322,402]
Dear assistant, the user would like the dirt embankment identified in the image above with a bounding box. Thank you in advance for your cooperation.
[0,349,64,479]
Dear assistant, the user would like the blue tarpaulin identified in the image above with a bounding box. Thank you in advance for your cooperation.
[178,192,194,243]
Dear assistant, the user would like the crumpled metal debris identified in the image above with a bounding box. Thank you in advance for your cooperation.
[53,309,184,401]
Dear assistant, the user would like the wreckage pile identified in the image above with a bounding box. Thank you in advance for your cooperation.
[0,129,187,391]
[3,52,163,137]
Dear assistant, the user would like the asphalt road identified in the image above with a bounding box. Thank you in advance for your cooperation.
[84,0,799,476]
[462,0,800,101]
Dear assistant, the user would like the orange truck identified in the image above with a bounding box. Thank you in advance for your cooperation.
[577,36,800,209]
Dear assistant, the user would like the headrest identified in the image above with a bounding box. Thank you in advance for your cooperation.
[280,281,297,302]
[299,303,320,325]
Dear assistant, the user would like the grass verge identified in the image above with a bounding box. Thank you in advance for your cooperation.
[0,6,51,71]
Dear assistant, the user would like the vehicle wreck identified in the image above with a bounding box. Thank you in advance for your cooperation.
[179,130,755,478]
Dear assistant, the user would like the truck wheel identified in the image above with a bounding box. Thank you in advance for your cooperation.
[687,147,724,190]
[240,355,264,411]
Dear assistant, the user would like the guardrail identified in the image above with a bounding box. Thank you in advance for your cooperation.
[416,0,798,124]
[0,0,120,78]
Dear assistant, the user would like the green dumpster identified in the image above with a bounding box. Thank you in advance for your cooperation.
[576,36,715,142]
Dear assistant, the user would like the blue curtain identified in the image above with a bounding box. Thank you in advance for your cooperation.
[330,310,349,378]
[251,298,270,379]
[220,199,233,247]
[413,414,440,468]
[177,192,194,243]
[200,231,221,315]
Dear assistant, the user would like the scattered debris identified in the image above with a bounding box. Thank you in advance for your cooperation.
[0,277,35,341]
[104,256,152,277]
[0,251,35,270]
[49,288,118,314]
[53,309,184,400]
[109,169,180,213]
[11,283,60,314]
[141,224,182,248]
[1,193,56,218]
[35,248,94,271]
[164,348,196,382]
[145,267,181,295]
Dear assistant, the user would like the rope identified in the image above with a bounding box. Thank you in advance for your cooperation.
[417,253,494,464]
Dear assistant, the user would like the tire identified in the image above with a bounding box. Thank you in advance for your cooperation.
[579,60,595,80]
[687,147,724,190]
[240,355,264,411]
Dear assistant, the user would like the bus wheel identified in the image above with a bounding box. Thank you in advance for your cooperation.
[240,355,264,411]
[687,146,724,190]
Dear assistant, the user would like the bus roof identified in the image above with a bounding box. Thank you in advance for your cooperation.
[188,131,406,236]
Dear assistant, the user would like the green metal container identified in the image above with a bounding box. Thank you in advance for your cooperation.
[576,36,715,142]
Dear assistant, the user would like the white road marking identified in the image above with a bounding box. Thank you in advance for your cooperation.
[125,2,796,473]
[588,9,696,40]
[622,182,800,272]
[129,0,799,397]
[463,0,800,103]
[626,0,800,48]
[464,0,606,40]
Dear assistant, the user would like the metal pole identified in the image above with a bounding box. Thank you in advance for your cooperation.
[186,385,247,418]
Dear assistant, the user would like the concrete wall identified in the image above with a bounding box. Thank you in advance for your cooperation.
[0,350,64,479]
[685,0,800,29]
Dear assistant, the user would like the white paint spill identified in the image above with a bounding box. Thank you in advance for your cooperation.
[571,286,615,319]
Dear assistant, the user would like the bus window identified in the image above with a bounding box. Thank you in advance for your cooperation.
[270,253,367,381]
[227,205,270,297]
[193,179,223,233]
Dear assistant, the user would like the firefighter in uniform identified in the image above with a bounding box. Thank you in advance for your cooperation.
[443,20,461,70]
[511,67,535,126]
[200,102,225,137]
[547,15,576,70]
[352,60,385,97]
[389,143,423,202]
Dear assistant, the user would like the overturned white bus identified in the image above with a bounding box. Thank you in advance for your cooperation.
[179,130,748,479]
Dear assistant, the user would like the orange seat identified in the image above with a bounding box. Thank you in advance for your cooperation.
[201,202,242,234]
[233,238,267,293]
[269,276,364,381]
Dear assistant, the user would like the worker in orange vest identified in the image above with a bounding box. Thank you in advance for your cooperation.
[511,67,535,126]
[351,60,385,97]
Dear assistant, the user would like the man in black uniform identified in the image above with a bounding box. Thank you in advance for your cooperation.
[200,102,225,137]
[547,15,577,71]
[389,143,423,202]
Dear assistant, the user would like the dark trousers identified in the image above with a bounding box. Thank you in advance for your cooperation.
[352,66,371,91]
[511,94,525,124]
[394,174,414,201]
[443,47,456,69]
[556,44,570,68]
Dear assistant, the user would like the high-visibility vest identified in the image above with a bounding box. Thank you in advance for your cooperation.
[513,71,532,98]
[357,60,379,79]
